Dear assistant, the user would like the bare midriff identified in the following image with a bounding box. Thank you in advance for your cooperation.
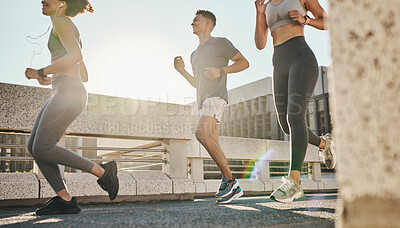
[268,0,307,47]
[51,57,81,79]
[271,24,304,47]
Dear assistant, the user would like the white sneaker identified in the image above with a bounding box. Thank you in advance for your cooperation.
[319,133,336,169]
[270,176,304,203]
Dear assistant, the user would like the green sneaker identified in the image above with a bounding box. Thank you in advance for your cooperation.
[270,176,304,203]
[319,133,336,169]
[216,186,243,204]
[215,177,239,198]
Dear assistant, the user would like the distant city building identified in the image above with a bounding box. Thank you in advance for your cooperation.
[220,66,332,140]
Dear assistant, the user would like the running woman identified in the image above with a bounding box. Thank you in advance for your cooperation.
[25,0,118,215]
[254,0,336,203]
[174,10,249,204]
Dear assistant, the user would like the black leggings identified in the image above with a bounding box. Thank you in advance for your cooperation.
[28,76,95,193]
[272,36,321,171]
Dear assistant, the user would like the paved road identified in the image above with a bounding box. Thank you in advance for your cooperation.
[0,193,338,227]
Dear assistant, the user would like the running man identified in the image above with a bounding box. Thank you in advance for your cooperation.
[174,10,249,204]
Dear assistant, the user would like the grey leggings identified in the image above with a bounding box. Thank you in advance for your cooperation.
[272,36,321,171]
[28,76,95,193]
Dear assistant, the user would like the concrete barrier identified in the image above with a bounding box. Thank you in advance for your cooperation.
[0,82,337,207]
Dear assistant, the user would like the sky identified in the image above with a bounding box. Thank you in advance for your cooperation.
[0,0,330,105]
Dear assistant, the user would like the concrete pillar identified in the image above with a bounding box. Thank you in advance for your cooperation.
[34,135,65,178]
[189,158,204,182]
[258,161,270,182]
[162,139,188,179]
[310,162,321,182]
[328,0,400,227]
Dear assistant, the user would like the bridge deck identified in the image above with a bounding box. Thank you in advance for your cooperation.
[0,193,338,227]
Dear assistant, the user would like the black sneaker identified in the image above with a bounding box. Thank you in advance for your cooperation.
[97,160,119,200]
[36,196,81,215]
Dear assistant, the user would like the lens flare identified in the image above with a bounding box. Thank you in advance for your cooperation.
[248,147,276,181]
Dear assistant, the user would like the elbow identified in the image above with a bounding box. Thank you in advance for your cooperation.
[255,42,266,50]
[244,59,250,69]
[254,36,267,50]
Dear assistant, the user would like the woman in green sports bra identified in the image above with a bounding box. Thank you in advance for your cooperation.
[24,0,119,215]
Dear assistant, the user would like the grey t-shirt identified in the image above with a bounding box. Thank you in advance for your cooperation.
[190,37,239,109]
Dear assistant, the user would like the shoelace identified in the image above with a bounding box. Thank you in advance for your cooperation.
[322,148,333,159]
[280,177,295,192]
[219,179,231,190]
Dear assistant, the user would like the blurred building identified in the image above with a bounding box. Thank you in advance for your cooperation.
[220,66,332,140]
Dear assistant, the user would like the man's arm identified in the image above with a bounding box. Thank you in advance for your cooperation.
[223,52,250,74]
[174,56,196,88]
[204,52,249,79]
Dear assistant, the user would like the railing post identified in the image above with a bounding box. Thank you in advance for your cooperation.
[34,135,65,178]
[162,139,188,178]
[311,162,322,182]
[161,139,170,175]
[189,158,204,182]
[259,161,270,182]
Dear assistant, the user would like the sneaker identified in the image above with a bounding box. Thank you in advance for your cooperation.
[97,160,119,200]
[216,186,244,204]
[319,133,336,169]
[270,176,304,203]
[215,177,239,198]
[36,196,81,215]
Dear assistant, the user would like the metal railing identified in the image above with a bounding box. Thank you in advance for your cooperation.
[0,134,168,173]
[203,159,313,180]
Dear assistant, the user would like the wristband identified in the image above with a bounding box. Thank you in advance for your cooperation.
[303,15,311,25]
[38,68,47,78]
[219,67,226,76]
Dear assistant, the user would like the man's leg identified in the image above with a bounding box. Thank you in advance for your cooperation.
[195,116,233,178]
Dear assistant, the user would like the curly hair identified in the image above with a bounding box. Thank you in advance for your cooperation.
[196,10,216,28]
[64,0,94,17]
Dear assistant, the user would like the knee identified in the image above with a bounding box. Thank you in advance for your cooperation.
[195,130,209,144]
[279,121,290,135]
[276,114,290,135]
[31,143,52,160]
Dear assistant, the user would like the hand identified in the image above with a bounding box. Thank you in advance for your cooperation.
[37,77,52,85]
[289,10,306,24]
[25,68,40,79]
[204,67,222,79]
[255,0,267,14]
[174,56,185,73]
